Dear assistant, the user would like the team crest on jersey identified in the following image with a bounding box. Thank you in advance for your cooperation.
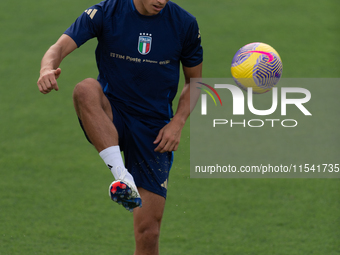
[138,33,152,55]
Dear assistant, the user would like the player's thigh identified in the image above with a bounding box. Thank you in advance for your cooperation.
[73,78,113,121]
[133,188,166,235]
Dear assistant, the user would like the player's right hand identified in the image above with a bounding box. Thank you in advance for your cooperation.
[37,68,61,94]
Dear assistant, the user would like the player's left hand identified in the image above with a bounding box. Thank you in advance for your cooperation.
[153,119,185,153]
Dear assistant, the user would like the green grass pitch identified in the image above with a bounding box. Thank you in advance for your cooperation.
[0,0,339,254]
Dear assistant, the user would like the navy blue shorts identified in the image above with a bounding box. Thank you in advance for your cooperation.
[78,95,173,198]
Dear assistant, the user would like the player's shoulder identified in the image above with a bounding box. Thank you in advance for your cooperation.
[165,1,197,22]
[163,1,199,33]
[87,0,125,16]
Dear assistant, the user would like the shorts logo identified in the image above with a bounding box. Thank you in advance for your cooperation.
[138,33,152,55]
[161,179,168,190]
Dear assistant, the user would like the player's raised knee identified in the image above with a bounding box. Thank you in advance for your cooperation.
[73,78,100,100]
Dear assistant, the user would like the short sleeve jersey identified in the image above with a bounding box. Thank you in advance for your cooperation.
[64,0,203,120]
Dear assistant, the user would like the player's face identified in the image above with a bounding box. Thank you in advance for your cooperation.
[134,0,169,16]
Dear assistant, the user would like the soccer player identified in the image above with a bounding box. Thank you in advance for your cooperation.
[37,0,202,254]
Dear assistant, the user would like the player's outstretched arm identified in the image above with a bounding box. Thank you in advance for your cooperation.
[37,34,77,94]
[154,63,203,153]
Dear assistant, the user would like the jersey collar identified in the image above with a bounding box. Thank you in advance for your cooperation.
[130,0,165,18]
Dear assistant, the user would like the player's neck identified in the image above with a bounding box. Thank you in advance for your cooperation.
[133,0,167,16]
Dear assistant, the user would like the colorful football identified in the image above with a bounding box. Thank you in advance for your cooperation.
[231,42,283,94]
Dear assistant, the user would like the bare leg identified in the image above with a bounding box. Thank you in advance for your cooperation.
[74,78,151,247]
[73,78,118,152]
[133,188,166,255]
[73,77,141,208]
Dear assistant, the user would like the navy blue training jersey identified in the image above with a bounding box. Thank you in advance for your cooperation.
[64,0,203,120]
